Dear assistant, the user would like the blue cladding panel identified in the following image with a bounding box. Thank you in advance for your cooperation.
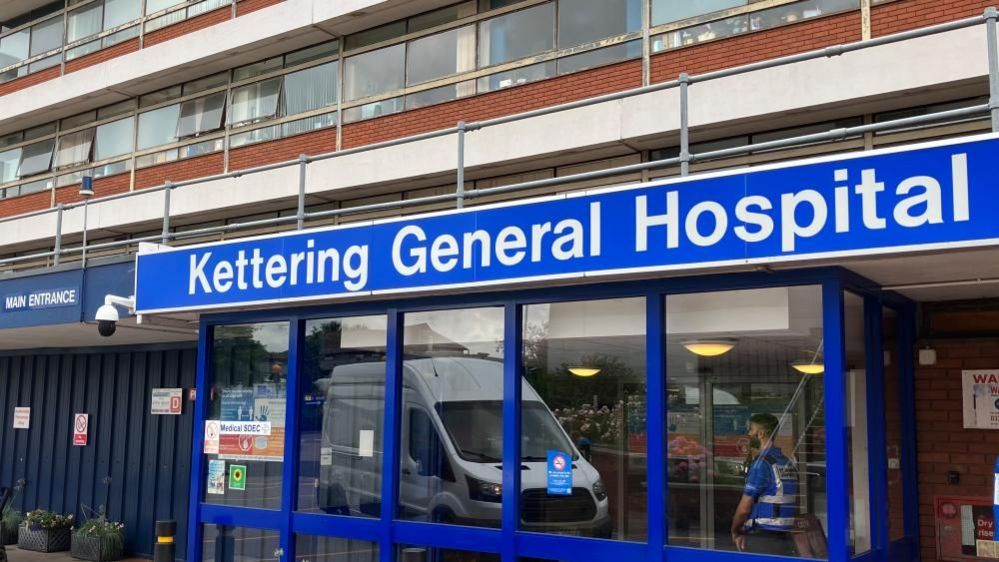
[0,346,196,559]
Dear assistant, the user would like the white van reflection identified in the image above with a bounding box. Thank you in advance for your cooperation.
[315,356,611,536]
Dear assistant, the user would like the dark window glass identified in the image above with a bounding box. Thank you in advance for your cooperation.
[29,17,63,56]
[406,26,475,86]
[344,44,405,101]
[298,315,386,518]
[397,545,498,562]
[521,298,647,541]
[202,525,280,562]
[652,0,747,26]
[557,0,641,49]
[882,307,904,541]
[845,293,871,554]
[478,3,555,67]
[296,535,379,562]
[556,40,641,75]
[203,322,290,509]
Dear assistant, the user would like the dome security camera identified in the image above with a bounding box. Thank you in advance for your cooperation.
[96,303,119,337]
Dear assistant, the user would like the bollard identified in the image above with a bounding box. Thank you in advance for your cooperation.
[154,520,176,562]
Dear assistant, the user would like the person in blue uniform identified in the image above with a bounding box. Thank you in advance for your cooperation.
[730,413,799,556]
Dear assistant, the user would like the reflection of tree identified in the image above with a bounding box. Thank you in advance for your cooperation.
[211,325,287,418]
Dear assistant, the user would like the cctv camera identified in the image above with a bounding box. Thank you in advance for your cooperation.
[96,303,119,337]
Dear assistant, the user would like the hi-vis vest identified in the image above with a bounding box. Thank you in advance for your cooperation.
[746,449,799,532]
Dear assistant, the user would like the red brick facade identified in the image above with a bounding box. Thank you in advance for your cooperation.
[872,0,995,36]
[0,66,61,97]
[236,0,283,16]
[914,339,999,562]
[64,39,142,75]
[53,172,132,205]
[134,153,225,190]
[144,6,233,47]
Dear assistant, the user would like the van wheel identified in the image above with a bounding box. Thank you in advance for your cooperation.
[431,508,456,525]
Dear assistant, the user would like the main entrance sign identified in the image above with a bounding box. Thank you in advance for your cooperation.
[135,134,999,314]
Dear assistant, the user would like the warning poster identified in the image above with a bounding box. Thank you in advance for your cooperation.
[215,385,286,462]
[962,370,999,429]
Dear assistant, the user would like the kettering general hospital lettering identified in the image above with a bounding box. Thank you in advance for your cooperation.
[182,149,974,298]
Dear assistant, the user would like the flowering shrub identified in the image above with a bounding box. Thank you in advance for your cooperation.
[555,395,646,445]
[24,510,74,531]
[76,518,124,539]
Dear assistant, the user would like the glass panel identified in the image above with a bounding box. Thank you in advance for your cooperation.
[24,122,57,141]
[556,40,642,75]
[61,110,97,130]
[285,41,338,67]
[103,26,139,47]
[845,293,871,554]
[652,0,747,26]
[28,54,61,72]
[342,98,404,123]
[298,315,387,517]
[234,56,282,82]
[230,78,282,126]
[296,536,379,562]
[140,85,182,107]
[408,1,476,33]
[105,0,143,29]
[93,159,129,178]
[202,525,280,562]
[204,322,289,509]
[283,61,338,116]
[17,139,55,176]
[138,104,181,149]
[478,3,555,67]
[54,128,96,168]
[179,137,223,158]
[398,307,504,527]
[521,298,646,541]
[396,546,498,562]
[405,82,473,110]
[68,2,103,43]
[0,148,21,184]
[94,117,135,160]
[98,99,136,119]
[344,44,405,101]
[230,125,280,148]
[184,72,228,94]
[146,0,182,13]
[282,112,337,137]
[882,307,904,541]
[66,40,101,61]
[557,0,641,49]
[0,132,22,149]
[176,92,227,137]
[19,178,52,195]
[407,26,475,86]
[345,21,406,51]
[0,29,30,67]
[30,17,63,56]
[477,62,555,93]
[666,286,827,558]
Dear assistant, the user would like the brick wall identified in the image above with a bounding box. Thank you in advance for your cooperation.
[144,6,232,47]
[872,0,994,36]
[133,153,225,189]
[0,66,61,97]
[0,190,51,218]
[914,339,999,562]
[53,172,132,205]
[650,11,862,81]
[229,128,337,171]
[65,38,141,74]
[343,59,643,149]
[237,0,282,16]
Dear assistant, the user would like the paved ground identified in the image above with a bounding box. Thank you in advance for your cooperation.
[3,546,145,561]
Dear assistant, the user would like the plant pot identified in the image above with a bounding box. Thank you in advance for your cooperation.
[17,525,71,552]
[71,531,124,561]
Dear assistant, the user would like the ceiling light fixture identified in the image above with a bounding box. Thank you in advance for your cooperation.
[568,367,601,377]
[683,340,735,357]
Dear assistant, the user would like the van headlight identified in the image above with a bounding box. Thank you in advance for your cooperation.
[592,478,607,501]
[466,475,502,503]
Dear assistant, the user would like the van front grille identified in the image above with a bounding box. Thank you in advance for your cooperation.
[520,488,596,524]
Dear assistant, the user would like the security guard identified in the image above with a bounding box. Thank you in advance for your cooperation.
[730,413,799,556]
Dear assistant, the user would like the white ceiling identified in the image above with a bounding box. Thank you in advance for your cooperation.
[0,317,196,350]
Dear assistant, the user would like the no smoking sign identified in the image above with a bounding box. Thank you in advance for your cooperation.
[73,413,88,446]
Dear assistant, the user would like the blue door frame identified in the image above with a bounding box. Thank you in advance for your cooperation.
[185,266,920,562]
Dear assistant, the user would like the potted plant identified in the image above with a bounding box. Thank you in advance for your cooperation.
[71,517,124,561]
[1,479,26,545]
[18,509,74,552]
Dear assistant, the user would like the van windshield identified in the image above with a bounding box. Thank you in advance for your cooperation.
[437,400,576,463]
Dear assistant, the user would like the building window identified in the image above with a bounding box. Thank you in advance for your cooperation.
[0,29,30,68]
[176,92,227,138]
[478,3,556,67]
[652,0,747,26]
[557,40,641,75]
[54,128,96,169]
[29,17,63,56]
[17,139,56,177]
[344,44,405,102]
[477,62,555,93]
[665,286,828,557]
[67,2,104,43]
[204,322,290,510]
[94,117,135,160]
[521,297,647,541]
[297,315,387,518]
[845,293,871,555]
[0,148,21,184]
[558,0,642,49]
[138,104,182,149]
[104,0,143,29]
[229,78,282,127]
[297,536,378,562]
[282,62,338,117]
[406,25,476,87]
[397,307,505,527]
[145,0,184,14]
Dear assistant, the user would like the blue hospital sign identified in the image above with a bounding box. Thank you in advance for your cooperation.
[136,134,999,313]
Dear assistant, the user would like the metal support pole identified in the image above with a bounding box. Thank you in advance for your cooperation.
[297,155,307,230]
[53,204,63,266]
[679,72,691,176]
[456,121,466,209]
[986,7,999,131]
[81,199,89,268]
[162,182,172,245]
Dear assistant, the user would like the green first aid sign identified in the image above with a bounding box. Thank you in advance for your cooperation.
[229,464,246,491]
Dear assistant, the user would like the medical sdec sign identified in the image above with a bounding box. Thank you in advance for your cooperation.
[135,134,999,313]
